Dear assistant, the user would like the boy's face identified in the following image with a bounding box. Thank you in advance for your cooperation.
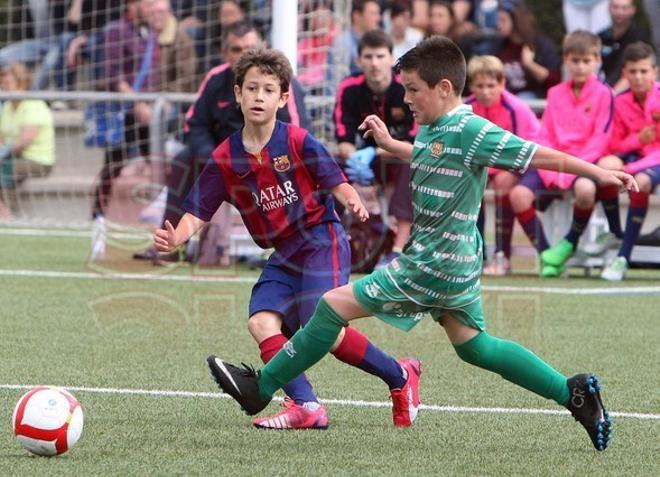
[358,46,394,85]
[564,52,600,84]
[622,57,657,96]
[470,74,505,107]
[400,69,447,125]
[235,67,288,125]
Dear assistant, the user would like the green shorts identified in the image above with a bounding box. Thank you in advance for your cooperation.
[352,264,485,332]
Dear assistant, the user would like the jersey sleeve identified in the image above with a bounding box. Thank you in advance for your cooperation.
[182,157,229,222]
[462,115,536,174]
[302,132,347,191]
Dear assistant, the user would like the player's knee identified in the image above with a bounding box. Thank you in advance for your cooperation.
[597,155,623,170]
[634,173,652,192]
[247,312,282,341]
[573,178,596,206]
[509,185,533,212]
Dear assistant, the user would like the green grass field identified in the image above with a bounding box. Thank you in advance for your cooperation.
[1,232,659,476]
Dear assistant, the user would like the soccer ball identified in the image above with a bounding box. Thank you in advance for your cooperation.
[12,386,84,456]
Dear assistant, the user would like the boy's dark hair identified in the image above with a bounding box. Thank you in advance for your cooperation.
[221,19,259,46]
[395,35,466,95]
[352,0,378,15]
[358,29,394,54]
[622,41,657,66]
[390,0,412,19]
[234,47,292,93]
[563,30,601,57]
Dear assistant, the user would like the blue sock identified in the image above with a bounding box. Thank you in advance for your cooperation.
[619,192,649,261]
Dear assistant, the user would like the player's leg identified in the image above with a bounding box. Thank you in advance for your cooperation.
[484,170,518,275]
[441,307,612,450]
[595,155,625,241]
[602,167,659,280]
[541,177,596,267]
[510,170,551,254]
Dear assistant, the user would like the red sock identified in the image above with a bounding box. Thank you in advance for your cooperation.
[331,326,368,365]
[259,334,288,363]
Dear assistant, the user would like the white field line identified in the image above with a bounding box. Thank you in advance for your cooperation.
[2,268,660,295]
[0,384,657,420]
[0,227,149,240]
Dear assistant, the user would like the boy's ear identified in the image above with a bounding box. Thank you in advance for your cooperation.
[278,90,290,108]
[234,84,242,102]
[437,78,454,98]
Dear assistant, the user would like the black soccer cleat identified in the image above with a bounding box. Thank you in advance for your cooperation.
[566,373,613,451]
[207,355,271,415]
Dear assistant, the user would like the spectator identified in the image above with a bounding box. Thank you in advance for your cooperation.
[598,0,649,91]
[464,55,540,275]
[0,0,75,90]
[331,0,382,78]
[494,1,561,98]
[297,1,339,89]
[0,63,54,217]
[643,0,660,56]
[333,30,416,269]
[410,0,430,32]
[133,20,311,263]
[91,0,160,259]
[510,31,614,277]
[563,0,611,34]
[427,0,456,37]
[147,0,198,93]
[388,0,424,60]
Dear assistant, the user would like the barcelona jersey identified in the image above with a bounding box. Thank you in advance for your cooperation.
[183,121,347,249]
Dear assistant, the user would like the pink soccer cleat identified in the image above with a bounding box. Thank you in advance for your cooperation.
[252,398,329,430]
[390,357,422,427]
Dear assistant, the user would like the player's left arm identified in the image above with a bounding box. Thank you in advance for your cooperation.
[531,145,638,191]
[331,182,369,222]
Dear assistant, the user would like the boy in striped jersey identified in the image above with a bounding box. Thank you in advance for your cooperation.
[208,36,637,450]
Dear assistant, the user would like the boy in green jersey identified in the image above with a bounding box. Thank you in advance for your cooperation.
[206,36,638,451]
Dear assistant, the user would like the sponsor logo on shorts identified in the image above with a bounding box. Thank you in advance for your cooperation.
[365,283,382,298]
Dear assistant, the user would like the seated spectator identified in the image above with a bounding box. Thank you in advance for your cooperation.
[597,43,659,281]
[297,1,338,89]
[494,1,561,98]
[331,0,382,79]
[0,63,54,217]
[598,0,649,92]
[427,0,457,38]
[510,31,613,277]
[563,0,611,34]
[388,0,424,60]
[333,30,415,269]
[0,0,75,90]
[464,55,540,275]
[133,20,311,263]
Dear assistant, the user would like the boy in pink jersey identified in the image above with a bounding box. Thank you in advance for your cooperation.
[510,31,614,276]
[598,42,660,280]
[465,55,541,275]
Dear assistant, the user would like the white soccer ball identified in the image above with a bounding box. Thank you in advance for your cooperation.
[12,386,84,456]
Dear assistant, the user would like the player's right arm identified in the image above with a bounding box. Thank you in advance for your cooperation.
[358,114,414,161]
[153,214,207,253]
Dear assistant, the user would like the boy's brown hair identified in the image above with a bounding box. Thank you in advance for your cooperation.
[467,55,505,83]
[1,62,32,90]
[234,48,292,93]
[562,30,601,57]
[396,35,466,95]
[622,41,657,67]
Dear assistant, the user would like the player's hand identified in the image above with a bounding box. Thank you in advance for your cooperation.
[345,156,375,185]
[638,125,656,144]
[596,169,639,192]
[346,196,369,222]
[358,114,393,150]
[153,220,177,252]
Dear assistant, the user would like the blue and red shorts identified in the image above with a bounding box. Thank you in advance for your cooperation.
[248,221,351,334]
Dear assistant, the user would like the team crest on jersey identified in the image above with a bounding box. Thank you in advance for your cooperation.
[430,141,444,157]
[391,107,406,120]
[272,155,290,172]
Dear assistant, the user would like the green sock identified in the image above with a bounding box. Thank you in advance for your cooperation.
[453,332,570,406]
[258,298,346,400]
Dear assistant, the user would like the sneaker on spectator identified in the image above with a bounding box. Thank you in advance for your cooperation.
[600,256,628,281]
[483,251,510,276]
[90,215,106,261]
[253,398,329,430]
[375,251,400,270]
[580,232,622,256]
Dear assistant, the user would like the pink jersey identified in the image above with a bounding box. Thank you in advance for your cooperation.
[466,90,541,177]
[610,82,660,175]
[537,75,614,190]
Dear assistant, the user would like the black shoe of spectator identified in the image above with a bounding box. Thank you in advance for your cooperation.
[636,226,660,246]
